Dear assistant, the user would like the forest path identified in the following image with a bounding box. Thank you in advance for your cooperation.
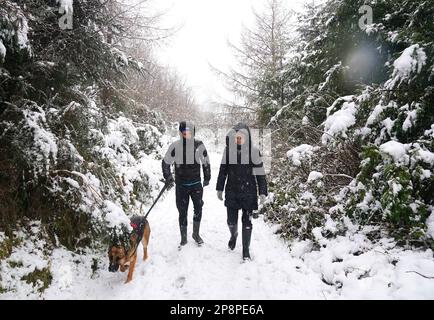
[41,151,327,299]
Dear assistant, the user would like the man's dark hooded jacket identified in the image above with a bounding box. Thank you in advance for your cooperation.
[216,123,268,211]
[162,123,211,185]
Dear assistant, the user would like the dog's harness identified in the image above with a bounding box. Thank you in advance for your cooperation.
[130,216,147,242]
[127,216,148,258]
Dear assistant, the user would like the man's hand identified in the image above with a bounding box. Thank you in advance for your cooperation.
[259,194,266,205]
[165,176,174,189]
[203,180,210,187]
[217,191,223,201]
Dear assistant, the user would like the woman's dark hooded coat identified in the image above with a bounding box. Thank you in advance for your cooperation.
[216,123,268,211]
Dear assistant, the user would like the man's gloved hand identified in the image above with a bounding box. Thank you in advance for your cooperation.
[165,176,175,189]
[217,191,223,201]
[203,180,210,187]
[259,194,267,205]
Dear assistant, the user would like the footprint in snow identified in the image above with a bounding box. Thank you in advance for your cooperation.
[175,276,186,288]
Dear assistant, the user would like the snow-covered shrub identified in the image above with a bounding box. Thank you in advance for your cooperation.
[263,141,360,245]
[344,141,434,246]
[267,0,434,248]
[336,0,434,246]
[1,86,165,248]
[0,1,32,61]
[0,0,168,251]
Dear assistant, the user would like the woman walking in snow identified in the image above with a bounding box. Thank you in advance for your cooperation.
[216,123,268,260]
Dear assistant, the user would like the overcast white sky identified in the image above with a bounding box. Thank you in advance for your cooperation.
[153,0,309,109]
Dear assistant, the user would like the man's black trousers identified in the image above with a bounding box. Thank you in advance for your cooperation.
[176,184,204,227]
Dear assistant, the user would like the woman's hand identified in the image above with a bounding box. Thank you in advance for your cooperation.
[217,191,223,201]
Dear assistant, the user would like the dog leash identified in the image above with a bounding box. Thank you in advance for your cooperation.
[144,183,169,220]
[123,183,168,258]
[118,184,169,264]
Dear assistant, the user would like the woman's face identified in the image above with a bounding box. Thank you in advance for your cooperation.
[235,133,246,145]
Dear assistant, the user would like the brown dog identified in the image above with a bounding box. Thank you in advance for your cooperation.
[108,216,151,283]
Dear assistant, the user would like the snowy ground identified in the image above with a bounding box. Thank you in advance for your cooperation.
[1,151,434,299]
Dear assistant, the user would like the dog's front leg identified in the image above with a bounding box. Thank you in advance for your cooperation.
[125,253,137,284]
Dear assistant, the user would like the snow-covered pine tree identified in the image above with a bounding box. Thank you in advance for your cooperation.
[264,0,434,248]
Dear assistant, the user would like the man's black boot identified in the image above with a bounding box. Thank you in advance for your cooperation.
[192,221,204,245]
[180,225,188,246]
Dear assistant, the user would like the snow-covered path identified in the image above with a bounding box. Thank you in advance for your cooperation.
[2,148,434,299]
[41,151,329,299]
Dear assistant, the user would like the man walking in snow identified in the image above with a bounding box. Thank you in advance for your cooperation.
[162,121,211,247]
[216,123,268,260]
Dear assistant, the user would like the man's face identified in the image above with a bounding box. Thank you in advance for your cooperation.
[182,129,192,139]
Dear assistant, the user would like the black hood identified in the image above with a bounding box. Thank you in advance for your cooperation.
[226,122,252,149]
[217,122,268,200]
